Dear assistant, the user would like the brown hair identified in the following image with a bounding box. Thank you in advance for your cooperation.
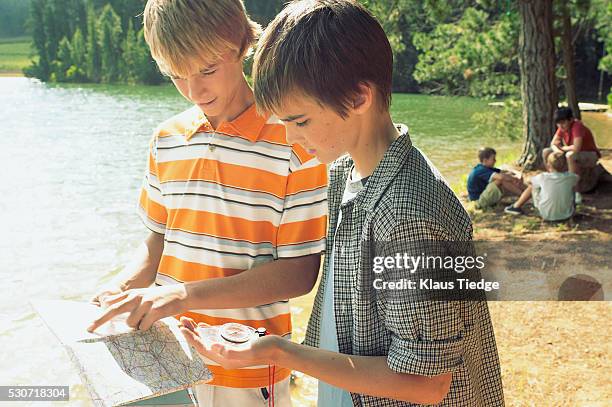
[143,0,260,78]
[478,147,496,162]
[547,151,568,172]
[253,0,393,117]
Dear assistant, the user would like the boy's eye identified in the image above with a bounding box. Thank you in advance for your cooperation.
[296,119,310,127]
[200,68,217,76]
[167,73,184,80]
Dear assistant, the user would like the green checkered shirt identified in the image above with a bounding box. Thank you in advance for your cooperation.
[304,126,504,406]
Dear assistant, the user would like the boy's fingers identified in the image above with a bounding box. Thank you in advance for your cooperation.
[179,325,196,339]
[87,301,131,332]
[179,327,206,352]
[138,309,160,331]
[102,291,129,306]
[125,301,152,329]
[179,316,197,331]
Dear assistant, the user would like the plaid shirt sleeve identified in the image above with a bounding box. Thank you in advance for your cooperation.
[377,217,467,377]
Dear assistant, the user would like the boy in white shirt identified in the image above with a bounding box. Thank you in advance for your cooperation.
[505,151,578,221]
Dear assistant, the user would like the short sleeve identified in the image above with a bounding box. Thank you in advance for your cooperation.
[378,219,468,376]
[530,173,542,188]
[137,136,168,234]
[275,149,328,258]
[387,301,465,376]
[572,121,586,139]
[477,168,495,184]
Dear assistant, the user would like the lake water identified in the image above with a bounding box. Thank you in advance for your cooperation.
[0,77,609,406]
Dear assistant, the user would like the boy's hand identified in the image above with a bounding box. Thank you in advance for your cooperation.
[552,144,564,153]
[87,284,189,332]
[90,284,125,307]
[179,317,283,369]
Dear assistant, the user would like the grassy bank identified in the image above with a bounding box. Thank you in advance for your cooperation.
[0,36,32,75]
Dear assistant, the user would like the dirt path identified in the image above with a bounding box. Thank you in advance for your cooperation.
[465,150,611,405]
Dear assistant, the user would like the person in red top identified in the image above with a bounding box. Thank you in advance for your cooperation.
[544,107,601,177]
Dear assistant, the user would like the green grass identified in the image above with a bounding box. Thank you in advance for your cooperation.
[0,36,34,73]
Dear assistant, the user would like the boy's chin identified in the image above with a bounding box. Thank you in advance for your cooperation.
[196,101,221,116]
[313,152,338,165]
[197,106,215,116]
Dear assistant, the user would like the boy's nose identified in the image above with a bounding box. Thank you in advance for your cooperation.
[285,125,308,145]
[285,128,298,145]
[187,78,207,101]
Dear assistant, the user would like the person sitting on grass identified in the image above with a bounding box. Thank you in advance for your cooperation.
[544,107,601,178]
[544,107,602,199]
[467,147,526,209]
[504,151,578,221]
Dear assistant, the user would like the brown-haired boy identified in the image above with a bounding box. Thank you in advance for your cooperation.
[180,1,505,405]
[505,151,578,221]
[467,147,526,209]
[87,1,328,405]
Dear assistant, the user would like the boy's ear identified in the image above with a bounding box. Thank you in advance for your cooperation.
[351,82,374,115]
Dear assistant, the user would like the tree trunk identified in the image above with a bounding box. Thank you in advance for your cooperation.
[561,2,580,120]
[518,0,557,170]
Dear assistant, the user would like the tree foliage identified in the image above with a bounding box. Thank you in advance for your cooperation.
[20,0,610,99]
[98,4,122,82]
[414,8,519,98]
[25,0,161,84]
[591,0,612,104]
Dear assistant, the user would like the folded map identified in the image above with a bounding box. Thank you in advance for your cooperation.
[32,300,212,406]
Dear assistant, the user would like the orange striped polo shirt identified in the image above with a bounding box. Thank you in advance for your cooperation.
[138,104,328,388]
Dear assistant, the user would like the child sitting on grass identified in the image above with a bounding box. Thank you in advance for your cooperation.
[467,147,526,209]
[505,151,578,221]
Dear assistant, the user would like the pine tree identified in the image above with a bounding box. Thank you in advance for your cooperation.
[136,28,164,85]
[85,3,101,82]
[98,4,123,82]
[517,0,557,169]
[26,0,51,80]
[53,36,73,82]
[43,0,60,63]
[122,20,139,83]
[71,0,89,40]
[68,28,87,81]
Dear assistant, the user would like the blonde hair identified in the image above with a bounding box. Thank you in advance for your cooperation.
[547,151,568,172]
[143,0,261,78]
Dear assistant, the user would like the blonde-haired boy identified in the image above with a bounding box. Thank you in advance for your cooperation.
[505,151,578,220]
[88,1,328,405]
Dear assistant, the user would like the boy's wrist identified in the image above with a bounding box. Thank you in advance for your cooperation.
[270,336,296,366]
[182,281,203,310]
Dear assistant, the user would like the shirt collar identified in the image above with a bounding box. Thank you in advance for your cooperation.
[185,103,268,142]
[337,124,412,212]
